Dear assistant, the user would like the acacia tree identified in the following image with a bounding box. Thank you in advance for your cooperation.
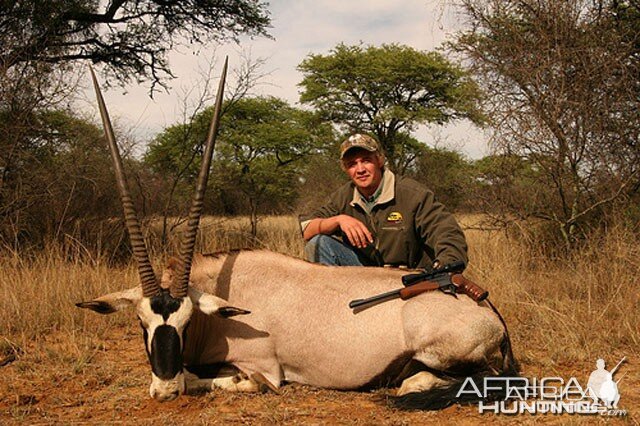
[146,96,334,239]
[453,0,640,246]
[141,56,271,244]
[0,0,270,90]
[298,43,484,171]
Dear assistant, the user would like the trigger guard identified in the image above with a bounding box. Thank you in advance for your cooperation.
[440,285,458,298]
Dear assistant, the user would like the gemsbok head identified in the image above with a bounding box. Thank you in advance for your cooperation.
[77,59,250,401]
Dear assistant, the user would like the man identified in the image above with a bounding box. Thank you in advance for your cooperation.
[300,133,468,270]
[587,358,622,407]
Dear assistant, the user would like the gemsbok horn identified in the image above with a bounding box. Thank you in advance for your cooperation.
[89,67,159,298]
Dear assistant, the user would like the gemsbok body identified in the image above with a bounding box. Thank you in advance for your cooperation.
[77,60,515,409]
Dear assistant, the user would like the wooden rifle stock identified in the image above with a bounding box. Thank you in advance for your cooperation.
[451,274,488,302]
[399,281,442,300]
[400,275,489,302]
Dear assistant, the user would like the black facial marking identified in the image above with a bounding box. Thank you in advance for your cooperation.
[141,322,151,359]
[149,290,183,321]
[150,325,183,379]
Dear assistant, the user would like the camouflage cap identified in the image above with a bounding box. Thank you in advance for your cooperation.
[340,134,380,159]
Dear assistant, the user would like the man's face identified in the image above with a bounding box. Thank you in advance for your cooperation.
[342,149,384,196]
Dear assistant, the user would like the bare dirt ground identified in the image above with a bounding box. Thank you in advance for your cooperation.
[1,325,637,425]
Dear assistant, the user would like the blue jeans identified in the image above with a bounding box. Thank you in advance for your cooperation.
[304,235,365,266]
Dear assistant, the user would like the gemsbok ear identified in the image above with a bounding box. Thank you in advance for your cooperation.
[188,287,251,318]
[76,287,142,315]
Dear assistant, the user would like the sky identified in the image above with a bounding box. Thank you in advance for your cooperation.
[83,0,490,159]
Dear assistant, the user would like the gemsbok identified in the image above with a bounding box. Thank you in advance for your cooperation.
[77,60,516,409]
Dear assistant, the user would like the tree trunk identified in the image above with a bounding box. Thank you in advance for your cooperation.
[249,199,258,243]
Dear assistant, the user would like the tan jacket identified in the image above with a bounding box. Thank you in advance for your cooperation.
[300,169,468,268]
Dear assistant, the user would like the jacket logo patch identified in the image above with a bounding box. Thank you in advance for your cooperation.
[387,212,403,223]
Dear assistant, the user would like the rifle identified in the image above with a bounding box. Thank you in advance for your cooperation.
[348,261,488,310]
[610,356,626,376]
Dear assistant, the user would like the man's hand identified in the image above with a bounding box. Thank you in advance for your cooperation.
[302,215,374,248]
[337,215,373,248]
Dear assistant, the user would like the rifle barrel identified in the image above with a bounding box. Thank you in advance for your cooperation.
[348,289,400,309]
[610,356,626,375]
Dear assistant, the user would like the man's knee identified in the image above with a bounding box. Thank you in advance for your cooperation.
[304,234,362,266]
[308,234,335,248]
[304,234,332,262]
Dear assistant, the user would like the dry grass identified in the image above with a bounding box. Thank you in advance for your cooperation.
[459,216,639,370]
[0,214,638,423]
[152,215,306,258]
[0,216,305,342]
[1,214,638,357]
[3,214,636,355]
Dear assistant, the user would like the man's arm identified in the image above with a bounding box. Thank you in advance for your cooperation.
[302,215,373,248]
[299,183,374,248]
[414,189,468,267]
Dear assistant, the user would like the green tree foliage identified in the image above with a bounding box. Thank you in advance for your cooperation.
[0,0,271,90]
[215,97,334,237]
[411,146,475,211]
[472,154,550,220]
[0,110,128,248]
[295,153,346,214]
[298,43,484,170]
[145,96,334,238]
[453,0,640,246]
